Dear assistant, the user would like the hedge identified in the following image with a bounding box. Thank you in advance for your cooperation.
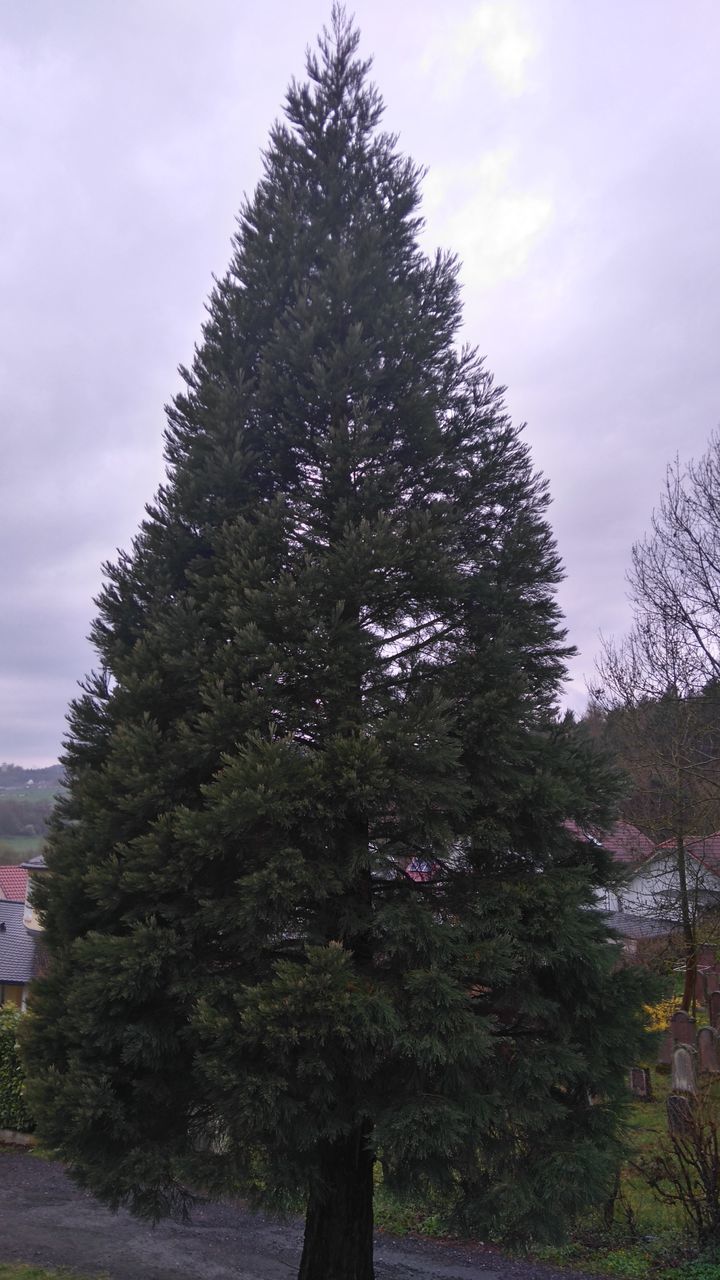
[0,1005,34,1132]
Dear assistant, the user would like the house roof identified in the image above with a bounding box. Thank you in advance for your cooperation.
[0,866,28,903]
[655,832,720,877]
[605,912,675,940]
[566,819,654,865]
[0,900,37,984]
[20,854,47,871]
[404,856,438,883]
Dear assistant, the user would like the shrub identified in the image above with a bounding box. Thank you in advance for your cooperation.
[601,1249,653,1278]
[635,1083,720,1248]
[0,1005,34,1132]
[660,1252,720,1280]
[644,997,682,1032]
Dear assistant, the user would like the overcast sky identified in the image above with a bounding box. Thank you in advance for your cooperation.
[2,0,720,765]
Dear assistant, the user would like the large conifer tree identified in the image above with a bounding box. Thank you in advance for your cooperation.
[25,12,650,1278]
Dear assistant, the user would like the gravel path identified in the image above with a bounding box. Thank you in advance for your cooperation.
[0,1149,593,1280]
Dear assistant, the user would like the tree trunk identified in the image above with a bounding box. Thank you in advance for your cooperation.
[676,833,698,1013]
[298,1122,375,1280]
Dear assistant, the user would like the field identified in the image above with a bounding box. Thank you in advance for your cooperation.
[0,1269,94,1280]
[0,787,60,807]
[0,836,46,865]
[0,785,58,864]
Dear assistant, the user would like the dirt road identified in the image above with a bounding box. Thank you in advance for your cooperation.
[0,1151,588,1280]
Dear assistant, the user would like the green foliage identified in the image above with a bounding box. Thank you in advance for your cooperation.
[23,7,652,1260]
[601,1250,655,1278]
[660,1258,720,1280]
[373,1194,451,1238]
[0,764,63,788]
[535,1244,657,1278]
[0,1269,99,1280]
[0,836,46,864]
[0,1006,33,1133]
[516,1081,720,1276]
[0,796,54,839]
[634,1081,720,1247]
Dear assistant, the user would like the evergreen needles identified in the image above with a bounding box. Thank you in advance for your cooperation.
[23,10,652,1278]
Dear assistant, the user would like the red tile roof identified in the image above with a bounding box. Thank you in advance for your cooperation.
[565,819,654,865]
[0,866,28,903]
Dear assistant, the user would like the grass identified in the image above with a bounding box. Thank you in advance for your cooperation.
[525,1073,720,1278]
[0,836,45,864]
[372,1067,720,1277]
[0,789,59,806]
[374,1192,451,1238]
[0,1269,100,1280]
[621,1072,685,1234]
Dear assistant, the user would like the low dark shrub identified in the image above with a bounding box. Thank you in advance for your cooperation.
[0,1005,34,1133]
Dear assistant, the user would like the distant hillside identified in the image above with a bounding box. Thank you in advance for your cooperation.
[0,763,64,847]
[0,762,64,790]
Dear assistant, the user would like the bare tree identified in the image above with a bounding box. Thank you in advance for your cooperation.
[633,429,720,681]
[595,433,720,1009]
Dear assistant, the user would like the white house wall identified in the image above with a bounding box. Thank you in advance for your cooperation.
[595,886,621,913]
[619,852,720,919]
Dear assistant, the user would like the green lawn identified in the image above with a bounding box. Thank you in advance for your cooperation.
[527,1073,720,1278]
[0,788,59,806]
[0,836,45,864]
[621,1072,685,1234]
[374,1068,718,1277]
[0,1269,99,1280]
